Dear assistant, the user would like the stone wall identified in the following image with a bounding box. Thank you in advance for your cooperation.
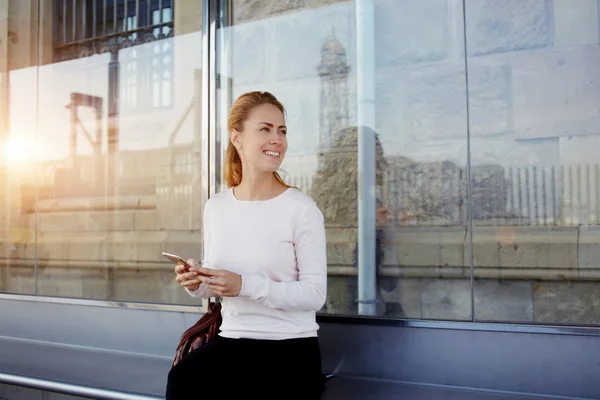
[3,222,600,322]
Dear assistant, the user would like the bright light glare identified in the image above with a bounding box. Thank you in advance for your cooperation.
[3,138,32,164]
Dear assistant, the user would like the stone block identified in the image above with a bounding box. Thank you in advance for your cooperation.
[323,274,357,315]
[405,65,467,141]
[134,210,160,230]
[37,211,135,232]
[420,279,472,320]
[395,227,467,267]
[374,67,407,148]
[465,0,554,56]
[375,0,450,67]
[115,268,182,304]
[533,281,600,324]
[234,0,310,24]
[380,278,424,319]
[511,46,600,140]
[468,135,559,167]
[467,64,512,137]
[36,265,109,299]
[326,242,354,265]
[471,226,578,270]
[554,0,599,48]
[474,279,533,322]
[1,264,35,294]
[578,226,600,270]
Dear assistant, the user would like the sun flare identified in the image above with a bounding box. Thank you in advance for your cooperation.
[3,137,32,165]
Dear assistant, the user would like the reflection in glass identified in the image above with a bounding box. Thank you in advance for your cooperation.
[466,0,600,325]
[1,0,206,304]
[1,3,39,294]
[217,0,471,319]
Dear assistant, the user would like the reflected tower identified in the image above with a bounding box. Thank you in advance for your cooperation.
[317,32,350,153]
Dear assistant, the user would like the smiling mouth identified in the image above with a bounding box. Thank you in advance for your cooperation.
[264,151,280,158]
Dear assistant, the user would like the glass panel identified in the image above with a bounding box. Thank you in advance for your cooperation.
[0,0,205,303]
[467,0,600,324]
[0,1,39,295]
[216,0,471,319]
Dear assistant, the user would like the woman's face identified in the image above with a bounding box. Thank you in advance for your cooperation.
[231,103,288,175]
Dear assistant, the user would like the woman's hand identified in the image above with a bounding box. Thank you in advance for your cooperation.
[174,258,201,291]
[195,267,242,297]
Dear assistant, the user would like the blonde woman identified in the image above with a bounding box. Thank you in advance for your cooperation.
[166,91,327,400]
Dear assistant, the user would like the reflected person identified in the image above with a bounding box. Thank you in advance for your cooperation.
[311,126,400,315]
[166,91,327,400]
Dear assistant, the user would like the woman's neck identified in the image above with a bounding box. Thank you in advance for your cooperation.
[234,171,286,201]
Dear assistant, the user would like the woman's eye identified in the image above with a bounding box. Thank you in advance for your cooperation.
[279,130,287,135]
[261,127,269,132]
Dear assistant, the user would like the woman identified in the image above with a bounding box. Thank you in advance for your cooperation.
[165,91,327,400]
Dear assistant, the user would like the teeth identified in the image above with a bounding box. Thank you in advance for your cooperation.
[264,151,280,157]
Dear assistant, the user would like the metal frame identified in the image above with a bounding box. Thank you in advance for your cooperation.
[0,372,162,400]
[2,292,600,338]
[207,0,218,198]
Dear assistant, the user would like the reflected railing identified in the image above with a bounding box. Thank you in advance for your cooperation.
[292,162,600,228]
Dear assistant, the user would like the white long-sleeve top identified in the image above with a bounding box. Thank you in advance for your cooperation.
[186,187,327,340]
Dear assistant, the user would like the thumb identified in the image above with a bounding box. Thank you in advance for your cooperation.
[188,258,200,268]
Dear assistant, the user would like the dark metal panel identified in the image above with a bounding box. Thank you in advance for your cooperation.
[0,298,187,357]
[317,322,600,399]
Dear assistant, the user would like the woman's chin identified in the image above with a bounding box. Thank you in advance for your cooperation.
[263,161,283,172]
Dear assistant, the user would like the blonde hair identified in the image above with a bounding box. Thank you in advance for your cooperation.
[224,91,293,189]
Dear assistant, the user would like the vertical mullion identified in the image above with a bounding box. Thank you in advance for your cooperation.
[54,0,60,45]
[159,0,163,24]
[125,0,128,31]
[63,0,67,43]
[103,0,107,35]
[113,0,118,33]
[147,0,151,27]
[136,0,140,28]
[83,0,88,40]
[72,0,77,42]
[93,0,97,37]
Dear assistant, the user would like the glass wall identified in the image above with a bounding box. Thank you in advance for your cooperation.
[466,0,600,325]
[215,0,471,320]
[1,0,206,304]
[1,0,600,326]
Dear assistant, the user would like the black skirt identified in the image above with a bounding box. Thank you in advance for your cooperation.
[165,334,324,400]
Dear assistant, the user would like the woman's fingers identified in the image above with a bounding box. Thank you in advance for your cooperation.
[196,267,221,277]
[181,278,200,288]
[197,275,223,287]
[176,271,198,282]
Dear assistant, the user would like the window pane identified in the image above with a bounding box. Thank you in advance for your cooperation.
[0,0,205,303]
[216,0,471,319]
[467,0,600,325]
[0,2,38,295]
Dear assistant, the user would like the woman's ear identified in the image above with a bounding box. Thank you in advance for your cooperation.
[230,129,241,150]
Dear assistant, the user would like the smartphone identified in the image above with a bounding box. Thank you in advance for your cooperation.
[162,252,193,270]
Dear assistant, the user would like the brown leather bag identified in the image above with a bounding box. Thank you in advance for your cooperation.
[171,301,222,367]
